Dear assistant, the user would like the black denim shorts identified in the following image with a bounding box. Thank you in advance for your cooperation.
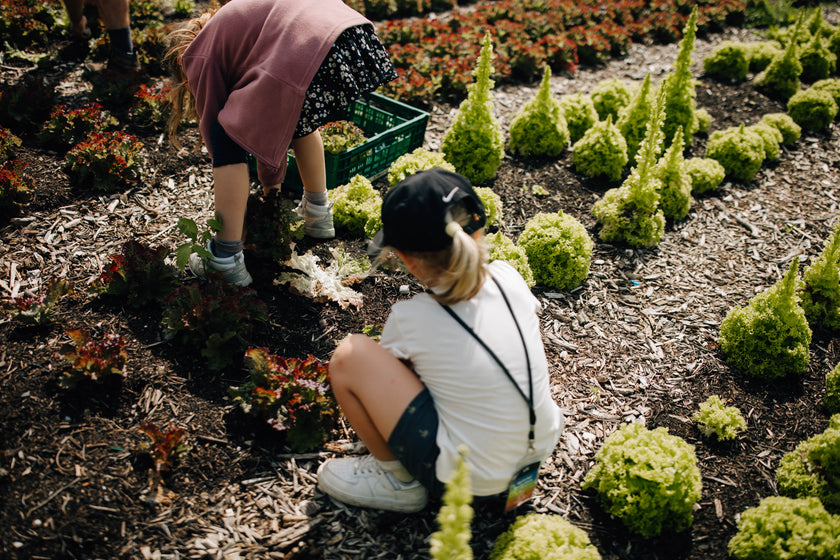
[387,388,443,498]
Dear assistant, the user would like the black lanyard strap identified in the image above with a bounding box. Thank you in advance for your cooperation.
[438,275,536,443]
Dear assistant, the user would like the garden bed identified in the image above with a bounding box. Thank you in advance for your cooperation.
[1,3,840,560]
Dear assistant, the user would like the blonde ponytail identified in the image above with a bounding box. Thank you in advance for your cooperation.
[165,11,216,149]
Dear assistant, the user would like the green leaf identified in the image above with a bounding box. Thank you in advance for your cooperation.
[177,217,199,241]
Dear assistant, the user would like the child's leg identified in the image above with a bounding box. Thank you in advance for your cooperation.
[290,130,327,196]
[212,163,250,243]
[329,334,425,461]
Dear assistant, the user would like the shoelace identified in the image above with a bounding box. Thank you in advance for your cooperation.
[353,454,384,476]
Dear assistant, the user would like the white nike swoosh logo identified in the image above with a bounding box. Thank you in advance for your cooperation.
[441,187,459,203]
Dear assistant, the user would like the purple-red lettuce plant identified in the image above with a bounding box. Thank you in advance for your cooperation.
[39,103,117,148]
[0,160,34,213]
[3,278,72,326]
[137,422,189,480]
[65,131,144,192]
[96,240,180,309]
[58,329,128,389]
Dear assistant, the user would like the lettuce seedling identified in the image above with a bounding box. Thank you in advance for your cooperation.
[683,157,725,195]
[518,211,592,290]
[508,66,569,157]
[441,32,504,184]
[243,191,303,263]
[0,127,21,163]
[58,329,128,389]
[571,115,628,182]
[825,364,840,414]
[746,122,783,162]
[695,107,712,133]
[800,31,837,83]
[653,126,692,221]
[328,174,382,238]
[65,131,144,192]
[787,88,838,132]
[486,232,534,288]
[728,496,840,560]
[754,14,804,100]
[138,422,188,478]
[319,120,368,155]
[706,124,765,182]
[592,86,667,248]
[387,148,455,186]
[474,186,503,228]
[3,277,72,326]
[760,112,801,145]
[582,422,703,538]
[490,513,601,560]
[659,6,699,148]
[39,102,117,148]
[616,73,653,164]
[719,258,812,380]
[746,41,782,72]
[590,77,634,121]
[799,222,840,331]
[703,40,750,82]
[430,446,473,560]
[777,414,840,513]
[692,395,747,441]
[97,239,180,309]
[810,78,840,107]
[558,92,598,144]
[229,348,337,452]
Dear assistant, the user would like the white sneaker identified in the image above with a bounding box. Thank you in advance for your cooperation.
[188,240,253,287]
[317,455,428,513]
[296,198,335,239]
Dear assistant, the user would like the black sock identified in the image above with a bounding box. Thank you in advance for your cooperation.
[108,28,133,56]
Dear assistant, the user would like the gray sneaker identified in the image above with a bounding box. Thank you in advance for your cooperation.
[188,241,253,287]
[317,454,428,513]
[296,198,335,239]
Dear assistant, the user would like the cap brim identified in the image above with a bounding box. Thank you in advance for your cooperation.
[366,229,386,258]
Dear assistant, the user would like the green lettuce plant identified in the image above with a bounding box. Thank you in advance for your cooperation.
[490,513,602,560]
[810,78,840,108]
[728,496,840,560]
[719,258,812,380]
[590,78,634,121]
[559,92,598,144]
[616,73,653,164]
[754,15,804,101]
[328,174,383,238]
[703,40,750,82]
[592,86,667,248]
[161,278,268,372]
[229,348,338,452]
[745,122,783,162]
[508,66,569,157]
[441,32,504,184]
[787,88,838,132]
[705,124,766,182]
[387,148,455,186]
[746,41,783,73]
[695,107,712,133]
[571,115,628,182]
[683,157,725,195]
[825,364,840,414]
[692,395,747,441]
[319,120,368,154]
[486,232,534,288]
[799,222,840,331]
[776,414,840,512]
[653,126,692,221]
[518,211,592,290]
[659,6,699,148]
[474,186,502,228]
[799,30,836,83]
[430,446,473,560]
[760,112,801,145]
[582,422,703,538]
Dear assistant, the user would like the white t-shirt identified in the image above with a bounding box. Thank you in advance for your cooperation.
[379,260,564,496]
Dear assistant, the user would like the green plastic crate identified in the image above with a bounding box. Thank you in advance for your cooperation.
[284,92,429,190]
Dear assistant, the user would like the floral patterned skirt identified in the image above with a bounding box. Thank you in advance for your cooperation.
[294,24,398,138]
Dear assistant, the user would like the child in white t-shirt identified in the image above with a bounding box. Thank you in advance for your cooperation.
[318,168,564,512]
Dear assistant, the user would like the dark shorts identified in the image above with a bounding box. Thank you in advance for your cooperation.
[387,388,443,498]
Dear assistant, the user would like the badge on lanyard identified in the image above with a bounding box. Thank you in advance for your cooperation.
[505,447,541,511]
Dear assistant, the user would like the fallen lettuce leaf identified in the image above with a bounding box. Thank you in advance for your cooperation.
[275,244,368,309]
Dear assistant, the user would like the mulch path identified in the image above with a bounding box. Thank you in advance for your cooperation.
[2,7,839,560]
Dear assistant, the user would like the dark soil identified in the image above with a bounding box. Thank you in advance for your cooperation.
[2,6,839,560]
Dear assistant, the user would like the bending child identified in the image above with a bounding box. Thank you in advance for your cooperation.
[166,0,397,286]
[318,168,564,513]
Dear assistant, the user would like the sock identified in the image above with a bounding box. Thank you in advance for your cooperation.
[108,28,134,56]
[211,237,243,258]
[377,459,415,483]
[304,189,328,206]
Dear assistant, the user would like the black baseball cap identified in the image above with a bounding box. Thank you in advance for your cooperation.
[367,167,486,256]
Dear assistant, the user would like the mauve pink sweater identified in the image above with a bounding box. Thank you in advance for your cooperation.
[182,0,370,186]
